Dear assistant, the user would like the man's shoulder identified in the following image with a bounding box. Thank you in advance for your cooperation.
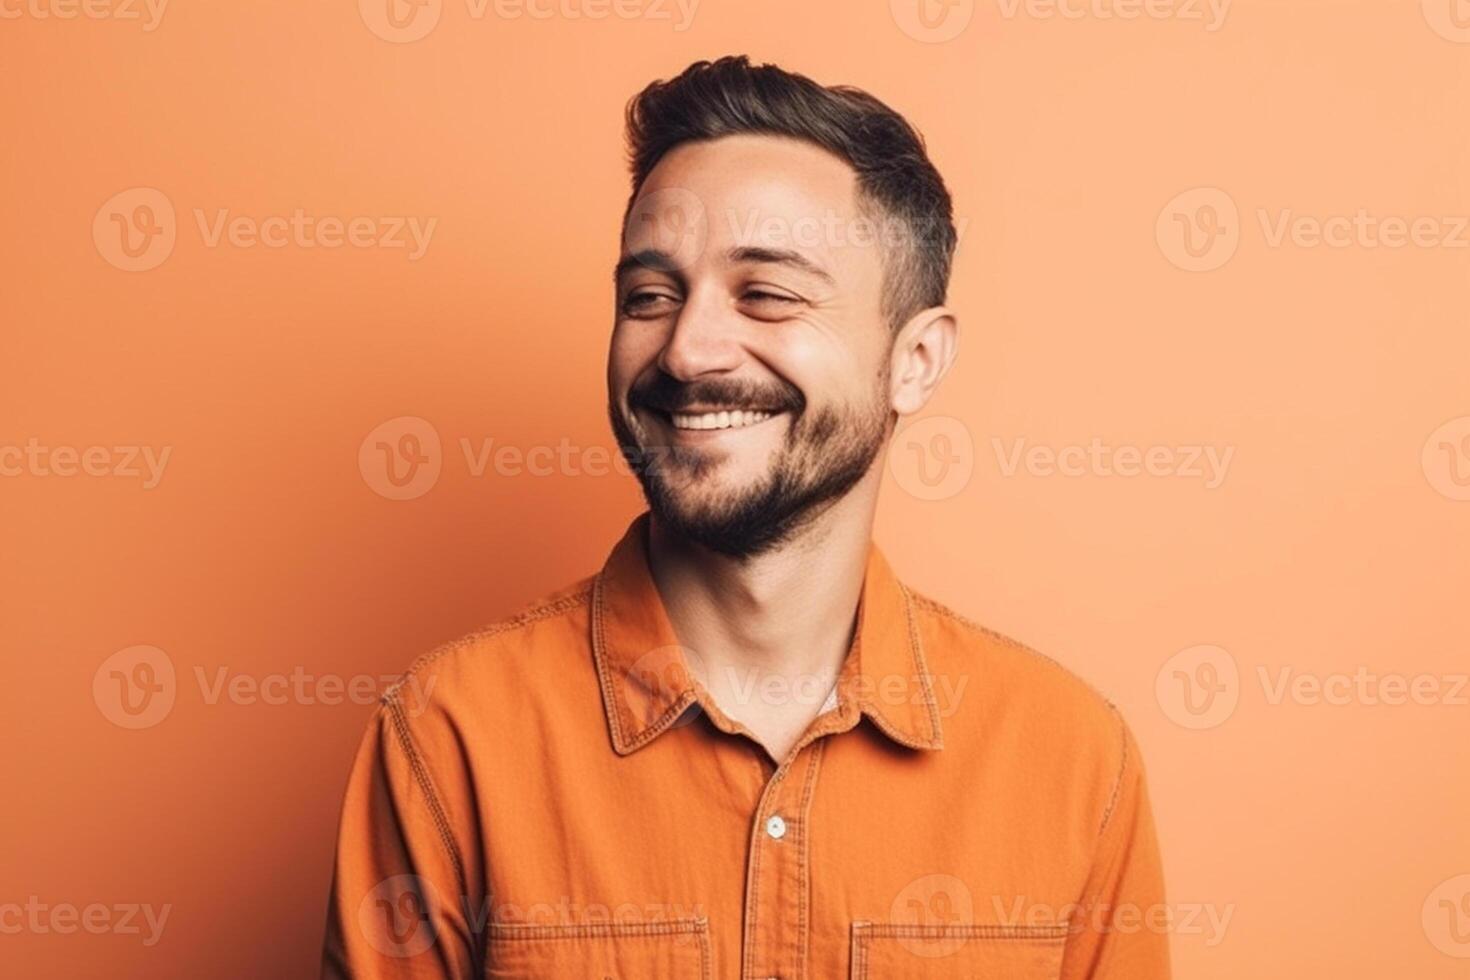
[906,587,1127,747]
[381,575,597,718]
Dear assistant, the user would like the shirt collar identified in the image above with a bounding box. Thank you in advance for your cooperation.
[591,512,945,756]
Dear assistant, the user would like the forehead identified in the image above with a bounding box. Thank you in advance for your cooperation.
[624,134,877,276]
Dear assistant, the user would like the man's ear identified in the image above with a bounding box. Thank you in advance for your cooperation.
[888,306,958,416]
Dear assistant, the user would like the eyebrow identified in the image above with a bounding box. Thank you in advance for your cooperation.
[725,246,835,285]
[613,249,679,284]
[612,246,836,286]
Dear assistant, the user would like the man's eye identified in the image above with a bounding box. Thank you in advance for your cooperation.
[742,290,800,305]
[622,292,678,316]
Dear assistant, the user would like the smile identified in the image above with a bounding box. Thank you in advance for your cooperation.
[670,409,779,431]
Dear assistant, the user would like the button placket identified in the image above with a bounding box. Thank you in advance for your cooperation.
[740,740,826,980]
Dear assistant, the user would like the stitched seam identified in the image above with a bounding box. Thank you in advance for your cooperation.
[386,588,593,702]
[908,591,1119,715]
[859,923,1069,941]
[797,741,824,980]
[487,917,709,941]
[384,693,467,897]
[851,921,869,980]
[1098,703,1129,837]
[743,788,764,980]
[899,582,945,747]
[590,569,628,750]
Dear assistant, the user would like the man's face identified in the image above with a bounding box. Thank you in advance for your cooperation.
[608,134,895,558]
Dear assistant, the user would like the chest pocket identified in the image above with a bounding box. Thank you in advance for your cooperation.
[849,921,1068,979]
[485,918,712,980]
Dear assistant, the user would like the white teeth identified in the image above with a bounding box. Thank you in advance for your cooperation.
[670,410,775,430]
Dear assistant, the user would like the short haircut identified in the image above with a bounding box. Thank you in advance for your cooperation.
[622,55,957,333]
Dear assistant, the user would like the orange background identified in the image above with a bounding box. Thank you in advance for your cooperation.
[3,1,1468,977]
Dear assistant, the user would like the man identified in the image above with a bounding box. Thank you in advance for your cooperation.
[323,55,1170,979]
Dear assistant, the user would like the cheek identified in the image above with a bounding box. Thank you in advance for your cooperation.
[759,319,880,402]
[608,324,662,394]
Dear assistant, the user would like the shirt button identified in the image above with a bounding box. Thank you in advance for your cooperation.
[765,814,787,840]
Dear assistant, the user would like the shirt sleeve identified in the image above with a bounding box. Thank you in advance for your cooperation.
[321,692,478,979]
[1059,710,1173,980]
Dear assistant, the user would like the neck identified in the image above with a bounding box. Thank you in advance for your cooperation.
[645,473,881,701]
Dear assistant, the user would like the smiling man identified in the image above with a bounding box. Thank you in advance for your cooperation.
[323,56,1170,979]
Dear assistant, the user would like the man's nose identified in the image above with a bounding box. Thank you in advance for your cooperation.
[656,288,744,381]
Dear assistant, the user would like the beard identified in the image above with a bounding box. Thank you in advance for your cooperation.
[608,371,891,560]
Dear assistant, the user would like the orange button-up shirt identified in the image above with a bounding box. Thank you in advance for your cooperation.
[322,512,1171,979]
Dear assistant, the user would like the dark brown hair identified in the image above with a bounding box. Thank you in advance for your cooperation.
[623,55,957,333]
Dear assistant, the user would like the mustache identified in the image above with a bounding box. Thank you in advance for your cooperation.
[630,374,805,415]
